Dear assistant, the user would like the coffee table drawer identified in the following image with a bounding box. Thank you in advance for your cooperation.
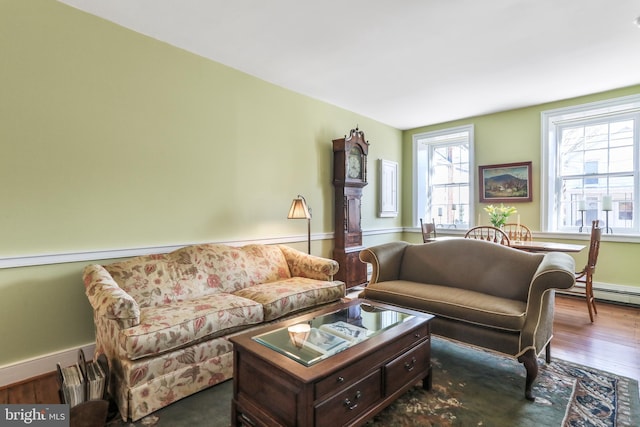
[315,354,374,399]
[314,323,429,399]
[384,340,430,395]
[314,370,382,427]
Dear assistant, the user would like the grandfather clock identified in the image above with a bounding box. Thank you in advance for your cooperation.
[333,127,369,289]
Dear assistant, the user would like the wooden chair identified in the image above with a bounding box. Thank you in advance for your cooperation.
[420,218,437,242]
[464,226,511,245]
[574,220,603,323]
[503,223,533,241]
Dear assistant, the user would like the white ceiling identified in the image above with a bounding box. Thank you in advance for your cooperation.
[58,0,640,130]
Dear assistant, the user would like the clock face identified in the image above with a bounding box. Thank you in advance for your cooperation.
[347,149,362,179]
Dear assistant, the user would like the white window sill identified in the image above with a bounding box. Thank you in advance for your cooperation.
[415,227,640,244]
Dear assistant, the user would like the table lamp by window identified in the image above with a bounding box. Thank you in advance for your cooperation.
[287,195,312,254]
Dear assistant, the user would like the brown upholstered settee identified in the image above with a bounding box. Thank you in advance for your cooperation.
[358,239,575,400]
[83,243,344,421]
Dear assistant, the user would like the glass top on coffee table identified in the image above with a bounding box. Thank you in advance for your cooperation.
[252,300,415,366]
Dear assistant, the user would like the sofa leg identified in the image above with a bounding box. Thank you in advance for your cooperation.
[517,349,538,401]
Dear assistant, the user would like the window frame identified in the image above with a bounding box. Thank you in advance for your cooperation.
[412,125,475,229]
[541,94,640,235]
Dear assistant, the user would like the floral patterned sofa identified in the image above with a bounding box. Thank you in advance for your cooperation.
[83,243,344,421]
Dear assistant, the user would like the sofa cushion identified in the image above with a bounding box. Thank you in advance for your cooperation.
[399,239,543,302]
[104,244,293,308]
[363,280,527,331]
[104,244,291,307]
[120,293,263,360]
[224,244,293,290]
[233,278,346,321]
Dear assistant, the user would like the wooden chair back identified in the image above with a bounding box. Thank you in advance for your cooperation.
[585,220,602,275]
[420,218,437,242]
[502,223,532,241]
[575,220,603,322]
[464,226,511,246]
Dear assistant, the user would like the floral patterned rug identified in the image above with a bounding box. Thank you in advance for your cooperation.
[366,336,639,427]
[109,336,639,427]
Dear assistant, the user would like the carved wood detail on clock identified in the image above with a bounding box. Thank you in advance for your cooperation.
[333,127,369,289]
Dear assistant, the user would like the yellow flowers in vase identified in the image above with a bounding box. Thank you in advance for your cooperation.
[484,204,517,228]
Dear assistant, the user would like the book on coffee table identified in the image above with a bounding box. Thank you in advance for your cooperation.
[303,328,350,355]
[320,321,370,343]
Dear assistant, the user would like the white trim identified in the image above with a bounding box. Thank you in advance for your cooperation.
[406,226,640,243]
[0,343,95,387]
[0,229,409,269]
[541,93,640,234]
[378,159,399,217]
[0,233,336,269]
[533,231,640,243]
[363,227,404,236]
[411,124,475,228]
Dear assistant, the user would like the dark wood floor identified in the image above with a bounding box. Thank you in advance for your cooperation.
[1,295,638,406]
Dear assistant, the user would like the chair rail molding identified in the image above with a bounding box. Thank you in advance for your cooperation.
[0,232,336,269]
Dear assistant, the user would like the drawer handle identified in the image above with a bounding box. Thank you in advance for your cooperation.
[239,413,256,426]
[404,357,417,372]
[337,376,345,383]
[414,332,421,338]
[344,390,362,410]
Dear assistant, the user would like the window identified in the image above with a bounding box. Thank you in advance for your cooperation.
[413,125,474,229]
[542,95,640,234]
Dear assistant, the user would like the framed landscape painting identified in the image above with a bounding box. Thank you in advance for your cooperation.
[479,161,532,203]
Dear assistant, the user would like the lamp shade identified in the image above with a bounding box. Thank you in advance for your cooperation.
[287,195,312,254]
[287,196,311,219]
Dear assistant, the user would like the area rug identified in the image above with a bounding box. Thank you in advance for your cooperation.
[107,336,639,426]
[366,337,639,427]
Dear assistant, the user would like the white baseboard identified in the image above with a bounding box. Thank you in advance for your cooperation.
[0,343,95,388]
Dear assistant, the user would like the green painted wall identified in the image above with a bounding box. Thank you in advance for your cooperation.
[1,0,637,371]
[402,84,640,290]
[0,0,402,366]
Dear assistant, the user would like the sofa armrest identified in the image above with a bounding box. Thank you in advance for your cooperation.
[530,252,576,293]
[278,245,339,280]
[83,264,140,329]
[359,241,410,284]
[520,252,576,354]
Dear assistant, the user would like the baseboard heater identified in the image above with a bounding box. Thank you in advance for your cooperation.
[558,281,640,307]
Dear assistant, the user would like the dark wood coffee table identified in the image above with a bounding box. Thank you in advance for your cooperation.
[229,298,433,427]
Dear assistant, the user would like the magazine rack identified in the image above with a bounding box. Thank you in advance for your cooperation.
[57,350,110,427]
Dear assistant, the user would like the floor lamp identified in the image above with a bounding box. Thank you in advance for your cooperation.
[287,195,312,254]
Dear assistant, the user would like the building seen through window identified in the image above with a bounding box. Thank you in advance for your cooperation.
[413,125,474,229]
[543,95,640,234]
